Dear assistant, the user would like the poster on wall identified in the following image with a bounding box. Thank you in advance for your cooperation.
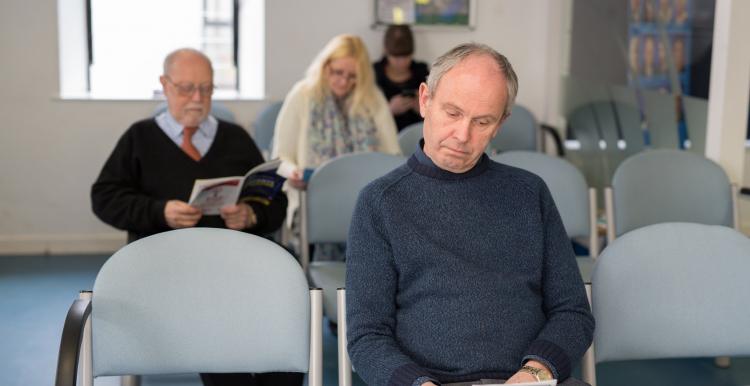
[628,0,692,93]
[375,0,475,28]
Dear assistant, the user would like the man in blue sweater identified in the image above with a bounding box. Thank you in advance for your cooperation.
[346,43,594,386]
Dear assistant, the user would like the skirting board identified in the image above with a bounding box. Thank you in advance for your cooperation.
[0,233,126,255]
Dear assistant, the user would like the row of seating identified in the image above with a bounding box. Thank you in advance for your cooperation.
[56,148,743,386]
[55,222,750,386]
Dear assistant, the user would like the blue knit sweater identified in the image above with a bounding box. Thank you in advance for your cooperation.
[346,146,594,386]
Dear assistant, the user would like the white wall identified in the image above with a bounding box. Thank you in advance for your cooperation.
[0,0,560,254]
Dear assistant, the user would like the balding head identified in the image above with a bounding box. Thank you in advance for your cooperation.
[159,48,214,127]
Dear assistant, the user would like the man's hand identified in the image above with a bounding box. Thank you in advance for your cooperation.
[164,200,202,229]
[288,169,307,190]
[505,360,553,384]
[220,203,256,230]
[389,94,415,115]
[421,383,438,386]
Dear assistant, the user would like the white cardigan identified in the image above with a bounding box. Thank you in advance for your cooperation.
[271,80,402,224]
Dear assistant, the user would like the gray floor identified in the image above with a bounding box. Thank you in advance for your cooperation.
[1,255,749,386]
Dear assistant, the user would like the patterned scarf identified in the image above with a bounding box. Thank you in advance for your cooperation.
[306,92,380,167]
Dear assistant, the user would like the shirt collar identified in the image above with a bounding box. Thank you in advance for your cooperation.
[157,110,218,141]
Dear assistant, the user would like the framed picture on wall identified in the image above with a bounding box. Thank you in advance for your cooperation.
[374,0,476,29]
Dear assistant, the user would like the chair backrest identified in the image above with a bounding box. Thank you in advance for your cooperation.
[489,104,538,153]
[492,151,590,238]
[91,228,311,376]
[682,95,708,155]
[306,152,405,243]
[611,149,732,236]
[593,222,750,363]
[642,89,679,148]
[253,101,283,152]
[152,101,237,123]
[398,122,423,157]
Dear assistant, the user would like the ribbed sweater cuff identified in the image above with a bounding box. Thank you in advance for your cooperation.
[389,363,437,386]
[523,339,571,380]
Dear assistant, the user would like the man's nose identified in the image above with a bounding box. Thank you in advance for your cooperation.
[191,88,203,102]
[453,119,471,143]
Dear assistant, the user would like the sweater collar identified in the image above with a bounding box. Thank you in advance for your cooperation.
[408,139,489,180]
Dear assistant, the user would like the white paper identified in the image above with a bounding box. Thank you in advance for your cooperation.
[188,176,243,215]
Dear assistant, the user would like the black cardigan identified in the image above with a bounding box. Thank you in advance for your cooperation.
[91,118,287,241]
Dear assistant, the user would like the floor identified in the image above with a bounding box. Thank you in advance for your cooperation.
[1,254,749,386]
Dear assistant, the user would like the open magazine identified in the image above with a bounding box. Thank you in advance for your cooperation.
[187,159,284,215]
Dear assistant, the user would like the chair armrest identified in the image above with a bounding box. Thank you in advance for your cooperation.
[540,124,565,157]
[55,298,92,386]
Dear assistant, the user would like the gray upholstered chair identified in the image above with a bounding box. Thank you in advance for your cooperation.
[152,101,237,123]
[397,122,424,157]
[301,152,405,316]
[488,104,539,153]
[592,222,750,382]
[55,228,323,386]
[253,101,283,156]
[492,151,599,384]
[604,149,737,243]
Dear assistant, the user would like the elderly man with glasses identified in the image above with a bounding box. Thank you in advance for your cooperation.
[91,47,288,245]
[91,47,297,386]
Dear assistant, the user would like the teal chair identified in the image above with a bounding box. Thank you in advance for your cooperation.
[488,104,538,153]
[604,149,737,243]
[55,228,323,386]
[301,152,405,317]
[253,101,284,156]
[592,223,750,382]
[397,122,424,157]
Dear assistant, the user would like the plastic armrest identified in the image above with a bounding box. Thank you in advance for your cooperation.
[540,124,565,157]
[55,298,92,386]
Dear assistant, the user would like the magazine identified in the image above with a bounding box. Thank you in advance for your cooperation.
[187,159,284,215]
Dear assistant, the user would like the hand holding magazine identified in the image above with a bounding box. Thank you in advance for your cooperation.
[187,159,284,215]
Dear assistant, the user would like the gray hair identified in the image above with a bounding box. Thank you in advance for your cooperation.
[426,43,518,117]
[163,48,213,76]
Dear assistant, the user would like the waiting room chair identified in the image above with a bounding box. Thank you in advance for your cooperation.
[398,122,424,157]
[300,152,405,325]
[152,101,237,123]
[55,228,322,386]
[492,151,598,384]
[253,101,284,157]
[488,104,539,154]
[592,222,750,383]
[604,149,737,243]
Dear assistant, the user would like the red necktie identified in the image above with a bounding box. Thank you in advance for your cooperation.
[181,127,201,161]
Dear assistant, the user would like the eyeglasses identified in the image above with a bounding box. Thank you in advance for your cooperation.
[328,67,357,83]
[164,76,214,97]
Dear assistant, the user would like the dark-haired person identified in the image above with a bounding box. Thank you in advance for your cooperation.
[373,24,429,131]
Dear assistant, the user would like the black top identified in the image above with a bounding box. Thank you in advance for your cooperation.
[91,118,287,242]
[373,56,429,131]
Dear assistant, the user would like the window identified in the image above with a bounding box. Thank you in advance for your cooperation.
[58,0,264,99]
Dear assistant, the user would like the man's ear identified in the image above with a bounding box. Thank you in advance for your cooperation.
[418,82,430,118]
[159,75,168,93]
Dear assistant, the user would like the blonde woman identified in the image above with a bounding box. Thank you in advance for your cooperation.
[272,35,400,258]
